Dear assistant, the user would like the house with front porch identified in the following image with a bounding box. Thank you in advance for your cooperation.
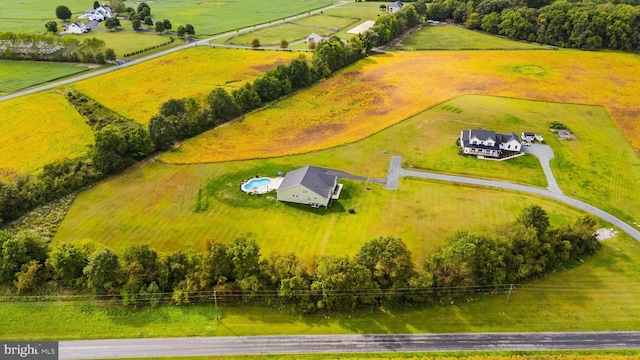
[460,129,521,158]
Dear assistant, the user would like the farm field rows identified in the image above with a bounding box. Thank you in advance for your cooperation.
[397,25,545,49]
[5,234,640,339]
[73,48,303,123]
[0,92,93,179]
[0,61,90,95]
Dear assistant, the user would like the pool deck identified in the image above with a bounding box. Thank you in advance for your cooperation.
[241,176,283,194]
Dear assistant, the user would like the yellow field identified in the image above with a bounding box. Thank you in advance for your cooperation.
[161,50,640,164]
[73,48,304,123]
[0,92,94,178]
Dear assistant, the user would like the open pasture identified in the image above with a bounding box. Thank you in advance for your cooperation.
[0,92,93,178]
[397,25,544,49]
[226,15,359,45]
[70,28,179,58]
[0,60,90,95]
[6,234,640,339]
[73,48,303,123]
[0,0,89,34]
[130,0,334,36]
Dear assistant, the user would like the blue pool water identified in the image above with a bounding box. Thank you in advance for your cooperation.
[242,178,271,191]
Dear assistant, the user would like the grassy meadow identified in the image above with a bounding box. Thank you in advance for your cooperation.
[0,61,90,95]
[226,15,359,45]
[0,92,93,178]
[73,48,303,123]
[5,234,640,339]
[397,25,544,50]
[54,124,580,264]
[72,28,179,58]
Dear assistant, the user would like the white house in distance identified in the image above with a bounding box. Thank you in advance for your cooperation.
[78,4,114,21]
[387,1,404,13]
[64,22,88,34]
[276,166,343,207]
[460,129,522,158]
[305,33,325,45]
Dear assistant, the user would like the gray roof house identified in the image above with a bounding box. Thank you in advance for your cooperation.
[460,129,522,159]
[387,1,404,13]
[305,33,325,45]
[276,166,341,207]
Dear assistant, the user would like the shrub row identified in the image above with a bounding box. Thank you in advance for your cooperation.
[123,36,175,58]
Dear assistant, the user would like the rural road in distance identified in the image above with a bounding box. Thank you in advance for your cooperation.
[58,332,640,359]
[0,1,348,103]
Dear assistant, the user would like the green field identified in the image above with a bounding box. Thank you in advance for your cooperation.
[226,15,359,46]
[73,27,180,57]
[397,25,544,50]
[4,234,640,339]
[0,60,90,95]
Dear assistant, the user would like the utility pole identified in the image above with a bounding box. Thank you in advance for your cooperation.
[502,284,514,314]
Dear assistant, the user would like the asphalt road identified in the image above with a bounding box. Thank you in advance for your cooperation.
[58,332,640,359]
[387,156,640,242]
[521,144,563,194]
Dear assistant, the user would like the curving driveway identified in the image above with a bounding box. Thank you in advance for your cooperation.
[521,144,563,194]
[386,155,640,242]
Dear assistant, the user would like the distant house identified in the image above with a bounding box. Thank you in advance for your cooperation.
[79,4,114,21]
[276,166,342,207]
[387,1,403,13]
[460,129,521,158]
[65,22,88,34]
[305,33,325,45]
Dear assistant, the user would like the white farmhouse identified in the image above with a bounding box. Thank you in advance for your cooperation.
[65,22,88,34]
[79,4,114,21]
[460,129,521,158]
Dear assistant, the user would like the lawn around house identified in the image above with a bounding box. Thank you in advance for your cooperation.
[4,234,640,340]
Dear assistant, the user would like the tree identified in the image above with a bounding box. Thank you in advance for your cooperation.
[46,243,87,287]
[109,0,127,14]
[202,241,233,287]
[93,1,100,10]
[162,19,172,31]
[45,21,58,34]
[105,17,121,31]
[144,16,153,27]
[280,39,289,49]
[414,0,428,16]
[380,4,387,11]
[232,83,262,113]
[360,29,379,53]
[137,3,151,13]
[288,56,312,89]
[251,38,261,48]
[14,260,42,294]
[148,114,177,151]
[207,88,241,122]
[253,75,284,103]
[177,25,187,38]
[132,19,142,31]
[93,124,128,175]
[185,24,195,35]
[105,48,116,61]
[226,237,262,281]
[312,256,377,311]
[84,248,119,295]
[355,237,415,290]
[517,205,550,238]
[56,5,72,21]
[155,21,165,33]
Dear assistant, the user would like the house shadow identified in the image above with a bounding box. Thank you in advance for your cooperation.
[280,200,346,215]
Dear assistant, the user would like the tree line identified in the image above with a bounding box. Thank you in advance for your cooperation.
[0,206,601,312]
[426,0,640,51]
[0,32,116,63]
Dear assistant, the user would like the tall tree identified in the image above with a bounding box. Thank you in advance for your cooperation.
[207,88,241,122]
[83,247,120,295]
[105,17,121,31]
[45,21,58,34]
[148,114,177,151]
[46,243,87,288]
[56,5,72,21]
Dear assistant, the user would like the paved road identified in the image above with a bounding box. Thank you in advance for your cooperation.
[386,156,640,242]
[58,332,640,359]
[521,144,563,194]
[0,1,348,103]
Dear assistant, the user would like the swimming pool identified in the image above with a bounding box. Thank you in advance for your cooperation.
[242,177,272,192]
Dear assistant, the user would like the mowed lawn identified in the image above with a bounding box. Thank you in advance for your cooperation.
[5,234,640,339]
[69,28,178,58]
[73,48,303,123]
[397,25,544,49]
[0,0,89,33]
[0,61,90,95]
[54,141,581,264]
[0,92,93,178]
